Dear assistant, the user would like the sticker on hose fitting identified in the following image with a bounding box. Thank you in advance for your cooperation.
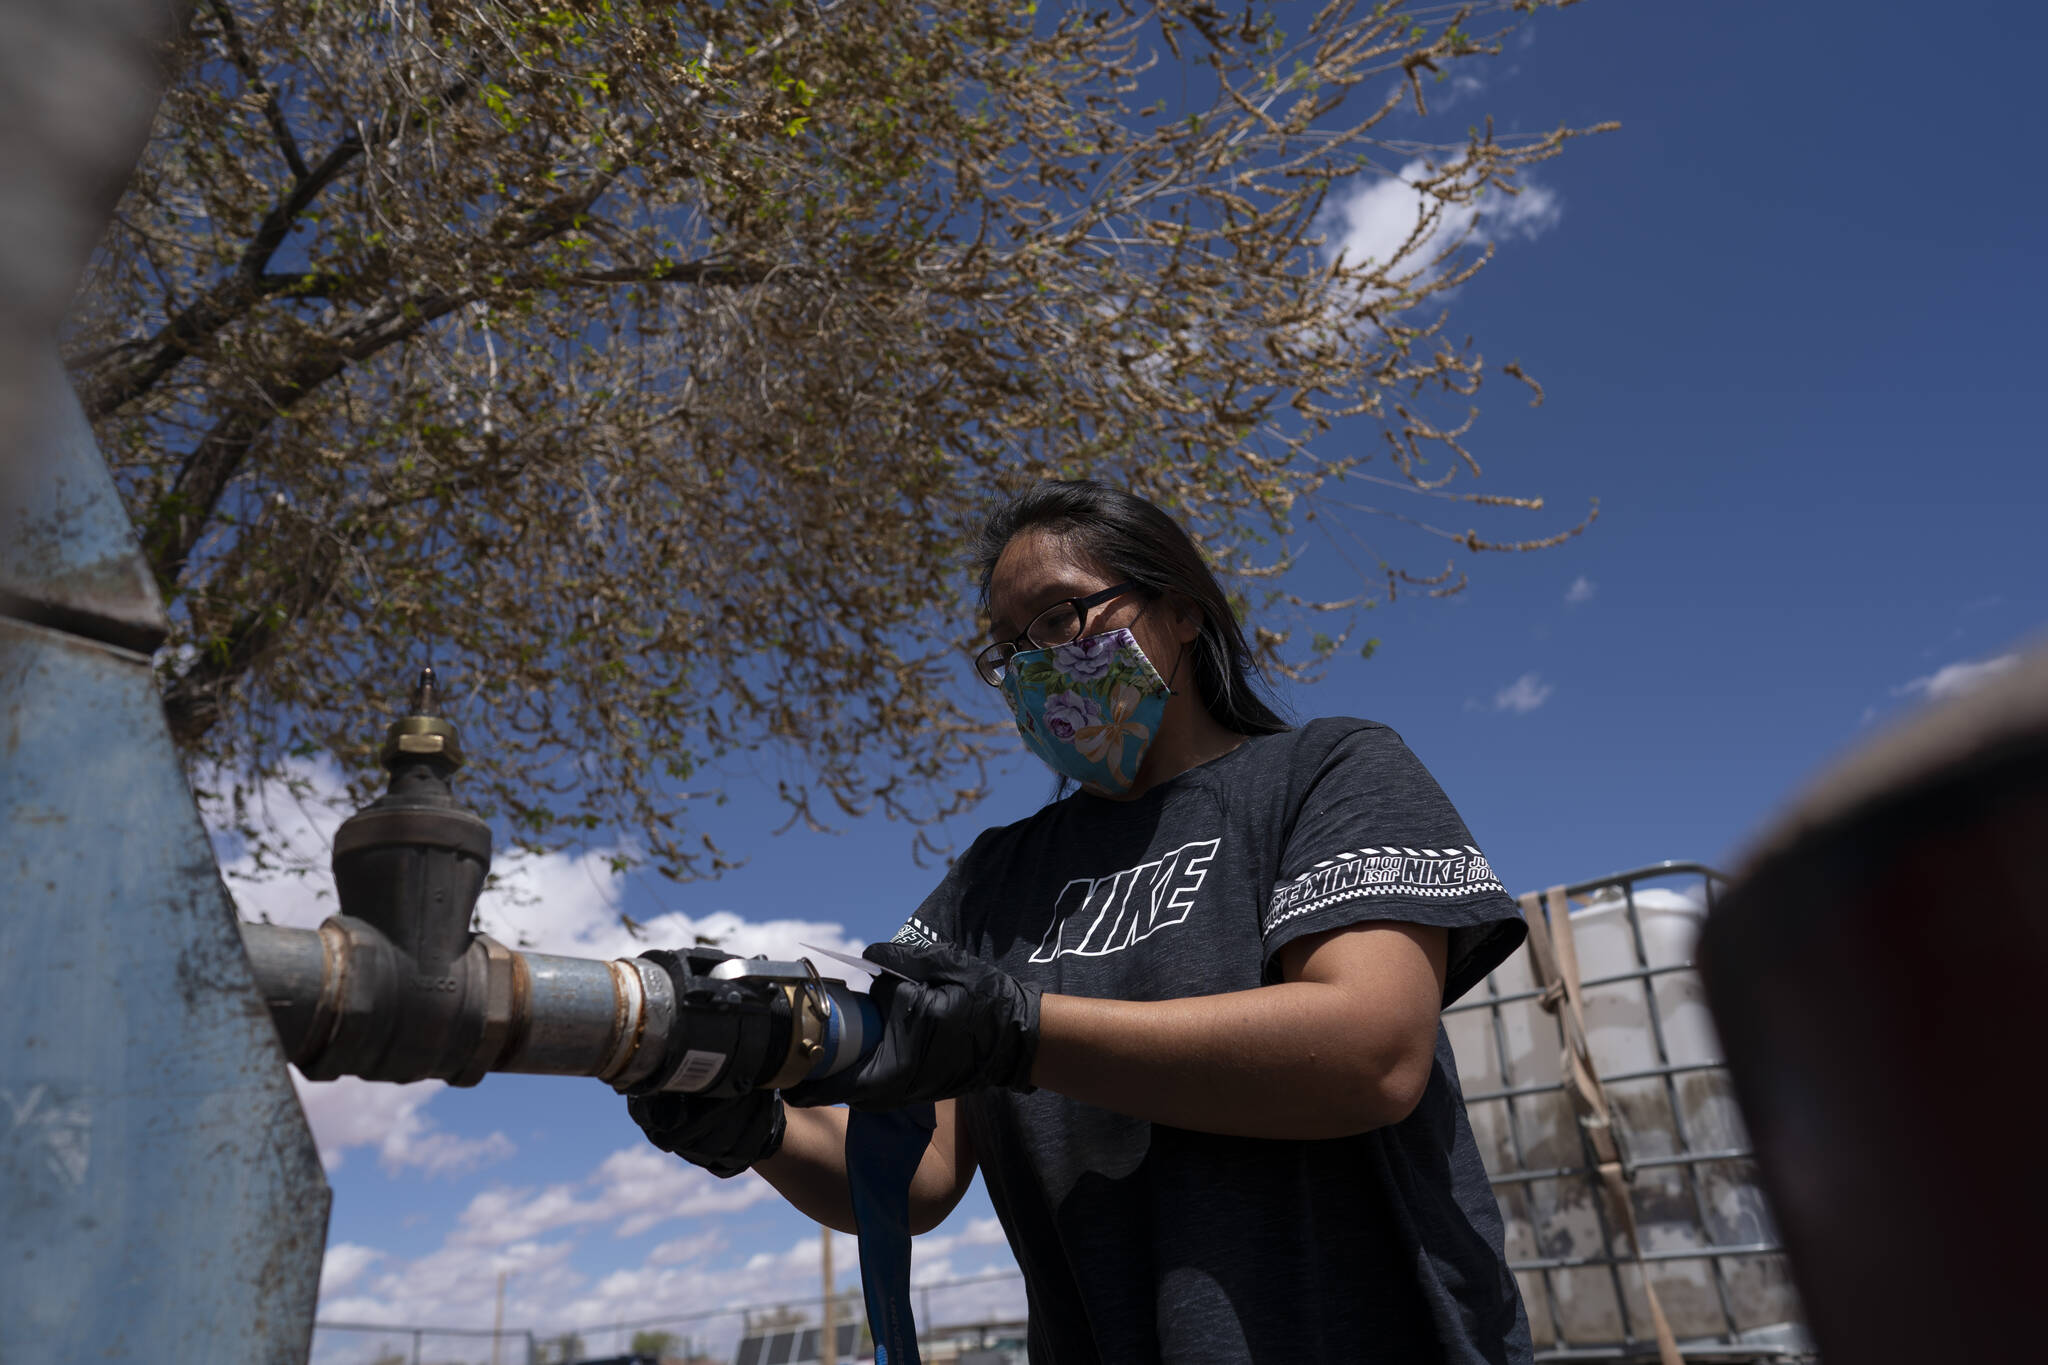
[673,1049,726,1092]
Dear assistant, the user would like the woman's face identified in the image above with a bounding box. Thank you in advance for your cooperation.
[985,527,1196,688]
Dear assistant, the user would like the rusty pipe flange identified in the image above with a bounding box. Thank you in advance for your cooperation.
[599,957,647,1085]
[448,934,527,1088]
[301,917,354,1066]
[294,915,405,1082]
[599,958,677,1092]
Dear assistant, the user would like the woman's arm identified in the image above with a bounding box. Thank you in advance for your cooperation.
[1029,920,1448,1140]
[753,1096,979,1235]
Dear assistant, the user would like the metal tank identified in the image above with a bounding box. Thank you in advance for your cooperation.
[1443,863,1815,1362]
[1,357,333,1363]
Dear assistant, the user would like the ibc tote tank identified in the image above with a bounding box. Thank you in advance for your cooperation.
[1442,866,1813,1360]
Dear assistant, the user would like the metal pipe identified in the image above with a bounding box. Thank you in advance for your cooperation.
[499,951,673,1084]
[238,920,673,1088]
[1459,1058,1727,1106]
[1483,1147,1759,1188]
[237,672,873,1096]
[1442,960,1702,1014]
[1510,1241,1782,1273]
[240,919,336,1060]
[238,917,870,1095]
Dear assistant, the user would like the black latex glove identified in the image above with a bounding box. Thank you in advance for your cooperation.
[782,941,1040,1111]
[626,1088,785,1178]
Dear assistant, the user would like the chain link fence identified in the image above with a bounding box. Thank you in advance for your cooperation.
[312,1269,1027,1365]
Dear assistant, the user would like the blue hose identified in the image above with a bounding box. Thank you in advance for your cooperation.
[845,1103,935,1365]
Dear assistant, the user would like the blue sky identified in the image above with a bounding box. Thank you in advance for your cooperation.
[229,2,2048,1358]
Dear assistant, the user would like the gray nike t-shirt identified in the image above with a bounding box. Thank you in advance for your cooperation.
[893,718,1532,1364]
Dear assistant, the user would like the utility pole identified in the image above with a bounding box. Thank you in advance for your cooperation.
[820,1224,837,1365]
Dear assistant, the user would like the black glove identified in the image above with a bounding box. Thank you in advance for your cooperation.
[782,941,1040,1111]
[626,1088,785,1178]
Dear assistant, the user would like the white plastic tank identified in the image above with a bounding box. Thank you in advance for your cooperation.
[1444,877,1807,1353]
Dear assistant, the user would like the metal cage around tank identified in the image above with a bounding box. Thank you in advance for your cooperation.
[1442,862,1817,1362]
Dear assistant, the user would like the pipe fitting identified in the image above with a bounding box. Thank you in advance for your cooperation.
[235,670,874,1096]
[241,921,687,1088]
[449,934,525,1088]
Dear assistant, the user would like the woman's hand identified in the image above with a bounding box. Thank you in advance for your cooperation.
[625,1088,785,1177]
[782,942,1040,1110]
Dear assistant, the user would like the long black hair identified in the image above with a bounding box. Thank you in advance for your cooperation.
[971,479,1290,736]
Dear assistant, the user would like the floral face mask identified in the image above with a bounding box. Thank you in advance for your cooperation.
[1000,627,1172,794]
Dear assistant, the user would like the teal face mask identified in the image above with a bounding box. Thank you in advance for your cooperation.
[1000,627,1172,793]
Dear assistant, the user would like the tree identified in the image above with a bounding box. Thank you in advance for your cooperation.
[629,1329,679,1359]
[70,0,1603,877]
[540,1330,586,1364]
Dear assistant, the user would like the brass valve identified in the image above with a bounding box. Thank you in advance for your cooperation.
[378,667,463,768]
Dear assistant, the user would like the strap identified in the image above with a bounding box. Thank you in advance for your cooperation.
[1520,888,1685,1365]
[845,1104,937,1365]
[1517,889,1569,1013]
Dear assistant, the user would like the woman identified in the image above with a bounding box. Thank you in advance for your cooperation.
[630,480,1532,1363]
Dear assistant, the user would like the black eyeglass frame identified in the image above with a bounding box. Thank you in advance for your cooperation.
[975,581,1149,687]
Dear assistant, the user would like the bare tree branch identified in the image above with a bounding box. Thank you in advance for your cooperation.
[78,64,483,420]
[140,285,475,587]
[202,0,306,180]
[70,0,1608,882]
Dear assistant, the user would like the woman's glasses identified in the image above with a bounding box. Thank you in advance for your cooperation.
[975,581,1145,686]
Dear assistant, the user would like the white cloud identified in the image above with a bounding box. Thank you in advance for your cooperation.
[1893,654,2018,703]
[1492,673,1554,714]
[313,1180,1021,1362]
[915,1215,1007,1260]
[648,1228,726,1266]
[317,1233,585,1340]
[292,1071,515,1177]
[206,756,354,928]
[1322,155,1561,301]
[318,1223,1014,1358]
[909,1215,1011,1286]
[212,757,866,964]
[1565,575,1596,605]
[483,846,864,964]
[1433,71,1488,113]
[906,1265,1029,1335]
[320,1242,383,1295]
[452,1143,776,1247]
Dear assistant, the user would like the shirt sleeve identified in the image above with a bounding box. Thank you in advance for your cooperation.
[1260,722,1526,1004]
[884,831,985,951]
